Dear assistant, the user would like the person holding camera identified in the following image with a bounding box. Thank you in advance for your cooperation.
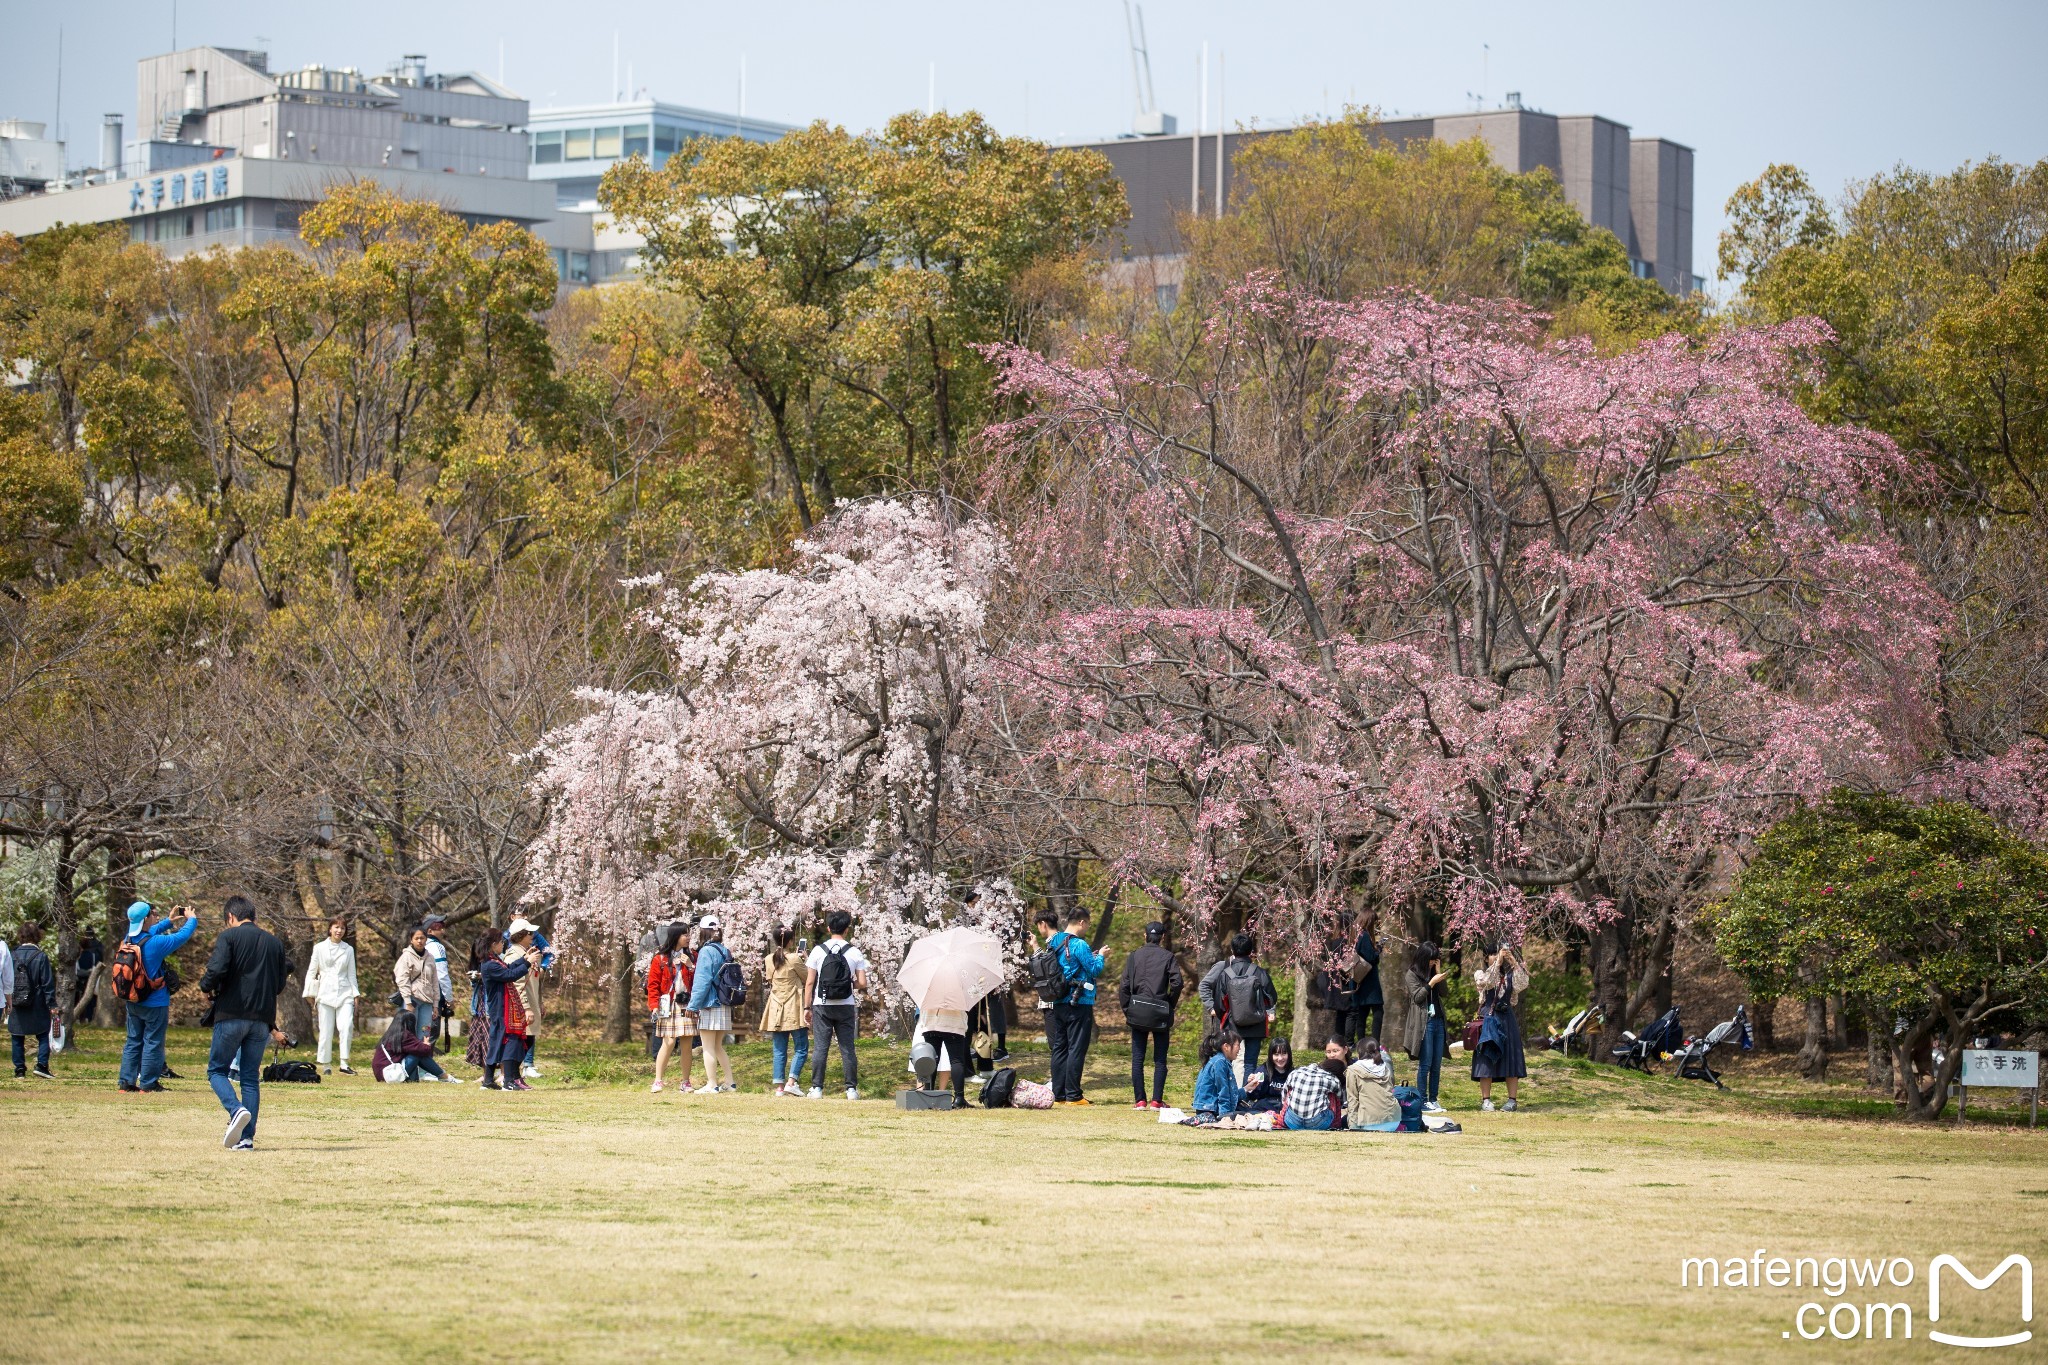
[1471,941,1530,1112]
[200,896,290,1150]
[477,923,541,1091]
[116,901,199,1093]
[1403,941,1451,1115]
[302,918,360,1075]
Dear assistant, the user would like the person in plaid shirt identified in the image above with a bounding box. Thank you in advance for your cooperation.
[1281,1039,1348,1130]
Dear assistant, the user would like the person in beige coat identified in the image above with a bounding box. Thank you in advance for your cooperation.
[1344,1037,1401,1129]
[394,928,440,1041]
[760,927,810,1095]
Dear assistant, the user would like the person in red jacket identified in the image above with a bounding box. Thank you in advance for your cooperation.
[646,922,696,1094]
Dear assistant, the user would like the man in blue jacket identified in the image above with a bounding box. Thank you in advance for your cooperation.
[118,901,198,1093]
[1037,908,1105,1105]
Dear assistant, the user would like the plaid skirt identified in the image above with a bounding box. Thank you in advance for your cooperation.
[655,1009,697,1040]
[693,1005,732,1033]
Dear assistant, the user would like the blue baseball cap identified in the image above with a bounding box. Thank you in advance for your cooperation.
[126,901,153,933]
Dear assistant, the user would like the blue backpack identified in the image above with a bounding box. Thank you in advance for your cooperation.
[710,947,747,1009]
[1391,1084,1425,1132]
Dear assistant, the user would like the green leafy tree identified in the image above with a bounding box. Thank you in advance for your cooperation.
[1712,792,2048,1120]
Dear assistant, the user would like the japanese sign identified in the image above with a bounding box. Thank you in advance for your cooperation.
[1959,1049,2039,1088]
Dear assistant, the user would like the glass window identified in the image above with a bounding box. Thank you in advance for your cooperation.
[567,251,591,284]
[551,248,567,279]
[274,205,302,232]
[564,128,593,160]
[533,130,562,164]
[623,124,649,159]
[593,126,623,159]
[152,213,193,241]
[654,124,681,154]
[204,203,242,232]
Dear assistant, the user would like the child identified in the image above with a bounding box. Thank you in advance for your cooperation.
[1192,1027,1244,1122]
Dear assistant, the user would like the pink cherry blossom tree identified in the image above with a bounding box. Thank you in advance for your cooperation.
[524,498,1022,1019]
[984,279,1948,1033]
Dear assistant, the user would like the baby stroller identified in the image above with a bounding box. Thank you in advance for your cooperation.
[1674,1006,1752,1088]
[1612,1006,1682,1072]
[1544,1002,1604,1057]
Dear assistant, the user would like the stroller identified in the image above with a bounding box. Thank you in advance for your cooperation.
[1612,1006,1683,1072]
[1672,1005,1752,1089]
[1545,1002,1604,1057]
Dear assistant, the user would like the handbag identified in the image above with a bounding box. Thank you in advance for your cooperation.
[971,1029,995,1060]
[1462,1018,1483,1052]
[1125,994,1173,1031]
[1346,952,1373,984]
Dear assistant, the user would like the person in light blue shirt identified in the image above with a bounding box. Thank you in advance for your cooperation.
[117,901,199,1092]
[1036,908,1106,1104]
[1192,1027,1244,1120]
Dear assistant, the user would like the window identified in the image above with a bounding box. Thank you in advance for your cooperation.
[593,126,623,159]
[551,247,567,279]
[567,250,591,284]
[1155,284,1180,314]
[151,213,193,241]
[564,128,593,160]
[204,203,242,232]
[533,130,562,164]
[274,205,302,232]
[623,124,649,159]
[654,124,682,154]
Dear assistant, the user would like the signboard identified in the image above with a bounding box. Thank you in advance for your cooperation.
[129,163,231,215]
[1959,1049,2039,1087]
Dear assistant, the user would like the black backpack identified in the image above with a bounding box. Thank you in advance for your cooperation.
[815,944,856,1003]
[1028,934,1075,1005]
[263,1059,322,1083]
[981,1067,1018,1108]
[1221,959,1267,1030]
[712,951,748,1009]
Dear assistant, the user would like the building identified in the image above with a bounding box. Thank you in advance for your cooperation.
[528,98,794,208]
[1068,95,1697,295]
[0,120,68,198]
[0,45,596,285]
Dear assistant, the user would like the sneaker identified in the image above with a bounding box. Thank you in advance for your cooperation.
[118,1081,138,1093]
[140,1082,168,1093]
[718,1083,737,1093]
[1481,1098,1496,1112]
[337,1063,354,1075]
[991,1050,1012,1063]
[11,1069,22,1079]
[651,1080,664,1093]
[233,1138,255,1151]
[506,1077,531,1092]
[159,1067,184,1080]
[443,1076,465,1085]
[1149,1100,1164,1109]
[1430,1120,1464,1134]
[805,1086,823,1099]
[323,1066,333,1075]
[522,1064,540,1079]
[845,1087,860,1101]
[32,1068,54,1080]
[1422,1100,1445,1114]
[695,1083,721,1094]
[1502,1098,1518,1112]
[223,1107,253,1147]
[1133,1101,1150,1110]
[1071,1097,1092,1106]
[480,1079,503,1090]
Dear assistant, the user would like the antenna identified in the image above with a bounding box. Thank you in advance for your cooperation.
[1124,4,1173,136]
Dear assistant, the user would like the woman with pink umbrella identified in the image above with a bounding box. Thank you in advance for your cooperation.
[897,926,1006,1108]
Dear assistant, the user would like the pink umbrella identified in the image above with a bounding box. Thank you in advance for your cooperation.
[896,926,1006,1013]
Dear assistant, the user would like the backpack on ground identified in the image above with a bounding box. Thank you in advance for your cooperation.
[980,1066,1018,1108]
[263,1058,322,1083]
[109,941,164,1004]
[1221,959,1267,1031]
[711,951,748,1009]
[1028,933,1076,1006]
[1391,1084,1425,1132]
[814,944,856,1003]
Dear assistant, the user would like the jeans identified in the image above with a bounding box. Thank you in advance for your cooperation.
[316,1000,355,1065]
[413,1000,438,1043]
[1284,1106,1335,1130]
[770,1028,810,1084]
[925,1030,971,1104]
[1050,1001,1095,1101]
[207,1018,271,1140]
[1130,1026,1170,1103]
[1417,1014,1448,1104]
[12,1031,51,1073]
[403,1051,448,1082]
[121,1002,169,1087]
[810,1006,858,1090]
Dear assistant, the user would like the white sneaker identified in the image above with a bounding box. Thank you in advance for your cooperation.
[718,1083,737,1093]
[1422,1100,1445,1114]
[444,1076,464,1085]
[521,1064,540,1079]
[651,1080,664,1093]
[695,1083,721,1094]
[845,1087,860,1101]
[223,1107,253,1148]
[805,1086,823,1099]
[1481,1098,1496,1111]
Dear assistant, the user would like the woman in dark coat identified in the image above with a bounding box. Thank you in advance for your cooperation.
[1470,942,1530,1111]
[469,928,533,1091]
[1404,942,1451,1114]
[8,923,58,1079]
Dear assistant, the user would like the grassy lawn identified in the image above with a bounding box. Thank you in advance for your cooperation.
[2,1024,2043,1362]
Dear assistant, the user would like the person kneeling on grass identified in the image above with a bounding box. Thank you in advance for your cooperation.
[1345,1037,1401,1130]
[372,1003,460,1083]
[1280,1041,1346,1130]
[1192,1027,1244,1122]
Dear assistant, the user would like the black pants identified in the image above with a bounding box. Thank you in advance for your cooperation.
[1049,1001,1095,1101]
[1333,1005,1382,1049]
[810,1006,859,1090]
[1130,1026,1169,1103]
[925,1030,970,1104]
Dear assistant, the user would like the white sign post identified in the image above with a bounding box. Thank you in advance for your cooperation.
[1957,1049,2040,1127]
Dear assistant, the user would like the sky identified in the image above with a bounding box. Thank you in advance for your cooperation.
[6,0,2046,285]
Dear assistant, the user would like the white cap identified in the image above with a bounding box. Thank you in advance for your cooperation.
[507,917,540,939]
[698,915,722,932]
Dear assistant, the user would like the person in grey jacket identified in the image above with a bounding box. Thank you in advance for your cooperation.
[1118,921,1184,1108]
[8,923,58,1079]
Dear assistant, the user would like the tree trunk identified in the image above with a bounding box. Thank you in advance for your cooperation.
[1749,997,1777,1052]
[1864,1022,1893,1091]
[270,881,317,1042]
[1795,997,1829,1081]
[1290,966,1312,1051]
[1590,899,1635,1063]
[603,939,634,1044]
[1829,993,1851,1050]
[104,837,138,1029]
[47,832,81,1050]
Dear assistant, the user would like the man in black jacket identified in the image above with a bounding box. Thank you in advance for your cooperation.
[1118,922,1184,1107]
[8,923,58,1079]
[199,895,290,1150]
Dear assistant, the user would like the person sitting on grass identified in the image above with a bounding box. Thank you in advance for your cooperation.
[1192,1026,1244,1122]
[371,1003,459,1083]
[1239,1036,1293,1113]
[1345,1036,1401,1130]
[1280,1041,1346,1130]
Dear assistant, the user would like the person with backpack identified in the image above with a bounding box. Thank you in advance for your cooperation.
[1034,908,1106,1105]
[1117,920,1183,1109]
[116,900,200,1093]
[1403,941,1451,1115]
[1197,932,1277,1076]
[760,927,809,1096]
[803,910,869,1100]
[646,922,697,1094]
[8,923,58,1080]
[199,896,291,1149]
[685,916,739,1093]
[1191,1026,1244,1122]
[302,918,360,1076]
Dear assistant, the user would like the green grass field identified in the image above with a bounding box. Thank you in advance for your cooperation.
[2,1024,2043,1362]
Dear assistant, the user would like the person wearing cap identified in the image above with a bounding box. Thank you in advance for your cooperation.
[684,916,737,1093]
[421,915,455,1052]
[118,901,199,1093]
[1117,920,1183,1109]
[480,922,540,1091]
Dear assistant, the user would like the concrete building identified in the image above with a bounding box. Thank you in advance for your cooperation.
[0,120,68,198]
[528,98,794,208]
[1069,96,1697,295]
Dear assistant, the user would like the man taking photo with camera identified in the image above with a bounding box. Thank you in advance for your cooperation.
[199,896,291,1150]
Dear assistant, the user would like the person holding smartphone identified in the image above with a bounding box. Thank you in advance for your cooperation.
[1471,941,1530,1111]
[1403,942,1452,1114]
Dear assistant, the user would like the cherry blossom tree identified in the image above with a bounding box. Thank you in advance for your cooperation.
[525,498,1021,1018]
[984,279,1948,1019]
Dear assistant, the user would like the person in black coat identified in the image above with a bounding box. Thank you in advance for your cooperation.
[1117,921,1184,1107]
[8,923,58,1079]
[1349,909,1385,1045]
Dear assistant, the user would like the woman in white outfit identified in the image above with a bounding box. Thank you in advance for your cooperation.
[303,918,360,1075]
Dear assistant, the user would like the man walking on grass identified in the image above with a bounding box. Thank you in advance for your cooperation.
[1039,908,1105,1106]
[803,910,870,1100]
[200,896,290,1150]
